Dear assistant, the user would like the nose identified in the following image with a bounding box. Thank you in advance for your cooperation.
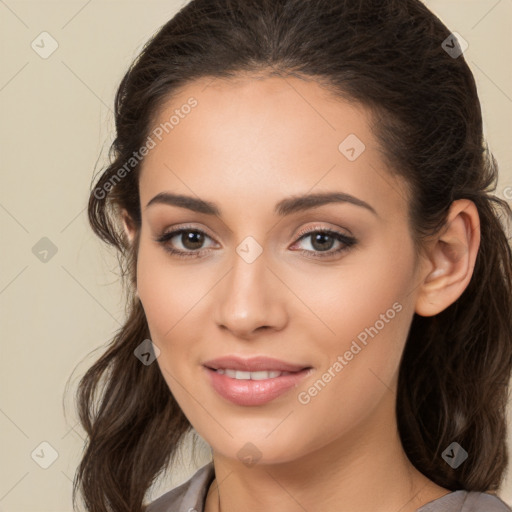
[213,248,288,340]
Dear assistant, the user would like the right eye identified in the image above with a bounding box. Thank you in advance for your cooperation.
[155,227,218,258]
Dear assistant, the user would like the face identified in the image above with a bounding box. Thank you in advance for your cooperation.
[129,75,424,465]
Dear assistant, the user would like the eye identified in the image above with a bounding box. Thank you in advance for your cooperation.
[290,227,357,259]
[154,225,358,260]
[154,226,217,258]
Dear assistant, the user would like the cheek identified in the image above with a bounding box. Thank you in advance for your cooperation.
[292,233,416,397]
[291,231,414,340]
[135,244,208,402]
[287,270,413,455]
[136,239,208,336]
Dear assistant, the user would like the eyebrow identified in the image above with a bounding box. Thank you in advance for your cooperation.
[145,191,377,217]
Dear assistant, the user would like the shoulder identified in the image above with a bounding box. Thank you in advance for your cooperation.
[417,490,512,512]
[145,462,215,512]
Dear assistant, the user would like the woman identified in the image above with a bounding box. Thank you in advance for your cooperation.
[74,1,512,511]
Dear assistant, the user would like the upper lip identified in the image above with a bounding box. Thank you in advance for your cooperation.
[203,356,311,373]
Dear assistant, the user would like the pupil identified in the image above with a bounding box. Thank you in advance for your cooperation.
[312,233,334,251]
[183,231,204,250]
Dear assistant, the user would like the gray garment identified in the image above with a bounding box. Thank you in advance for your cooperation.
[146,462,512,512]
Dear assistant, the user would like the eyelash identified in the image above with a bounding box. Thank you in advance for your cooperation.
[154,224,357,260]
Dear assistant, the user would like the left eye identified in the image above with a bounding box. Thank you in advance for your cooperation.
[291,229,357,256]
[155,227,357,258]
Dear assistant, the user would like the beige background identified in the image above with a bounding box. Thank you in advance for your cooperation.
[0,1,511,510]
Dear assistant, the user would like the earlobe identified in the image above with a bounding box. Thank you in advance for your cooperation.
[415,199,480,317]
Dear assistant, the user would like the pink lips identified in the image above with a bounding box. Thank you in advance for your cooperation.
[203,355,312,406]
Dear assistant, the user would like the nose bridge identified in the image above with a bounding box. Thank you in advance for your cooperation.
[214,239,287,337]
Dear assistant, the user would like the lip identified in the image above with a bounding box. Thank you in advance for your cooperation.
[202,355,310,373]
[202,356,313,406]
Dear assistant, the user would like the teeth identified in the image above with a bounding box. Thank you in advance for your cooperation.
[216,369,291,380]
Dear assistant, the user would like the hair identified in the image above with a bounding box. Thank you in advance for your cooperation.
[73,0,512,511]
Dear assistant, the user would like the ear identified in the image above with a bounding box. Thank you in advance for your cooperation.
[120,209,137,245]
[415,199,481,317]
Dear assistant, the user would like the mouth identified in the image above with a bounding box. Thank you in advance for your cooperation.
[202,355,311,373]
[202,356,313,406]
[207,368,299,380]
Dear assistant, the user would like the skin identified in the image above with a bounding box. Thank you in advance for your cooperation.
[122,74,480,512]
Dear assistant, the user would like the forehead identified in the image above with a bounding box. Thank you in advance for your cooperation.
[138,75,407,221]
[145,74,372,166]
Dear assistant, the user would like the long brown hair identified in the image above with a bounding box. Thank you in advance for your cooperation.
[74,1,512,510]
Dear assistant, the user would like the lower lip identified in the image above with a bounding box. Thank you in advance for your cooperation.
[204,366,312,406]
